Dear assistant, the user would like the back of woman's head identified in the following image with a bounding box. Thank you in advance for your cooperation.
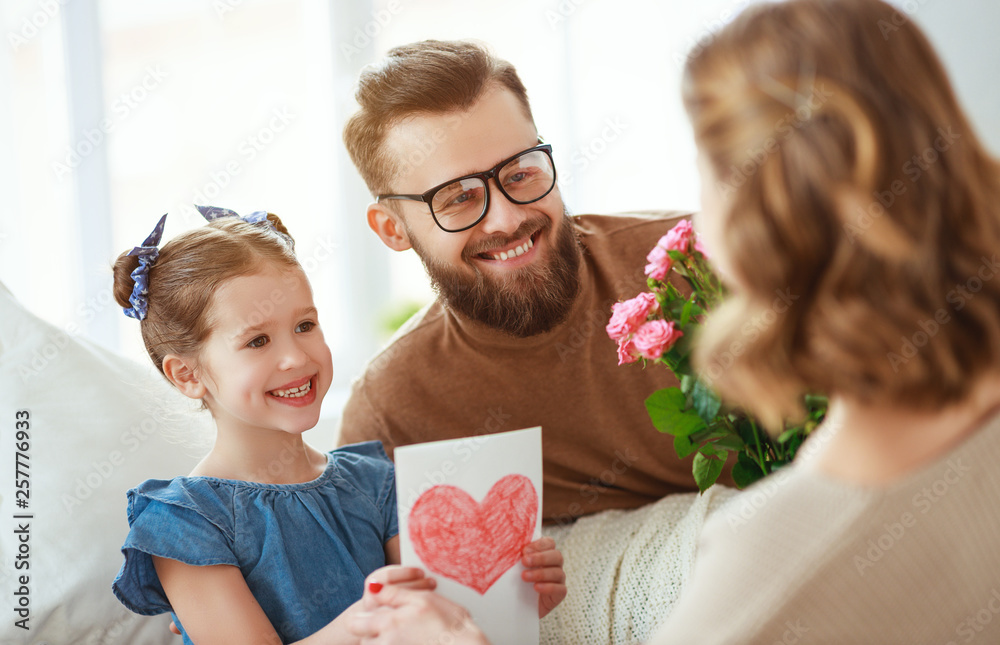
[683,0,1000,425]
[113,213,299,375]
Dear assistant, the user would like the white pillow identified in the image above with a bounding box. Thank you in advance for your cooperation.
[0,280,208,644]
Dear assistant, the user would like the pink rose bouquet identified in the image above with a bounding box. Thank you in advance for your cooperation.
[608,219,826,492]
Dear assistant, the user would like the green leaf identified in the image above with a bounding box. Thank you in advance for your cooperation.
[674,433,698,459]
[680,297,695,327]
[776,428,801,444]
[646,388,706,437]
[804,393,829,410]
[769,459,791,471]
[691,379,722,423]
[731,451,765,489]
[664,298,687,321]
[736,417,758,447]
[689,427,727,444]
[712,434,746,451]
[693,450,725,492]
[784,433,804,457]
[666,250,688,263]
[665,348,691,375]
[698,442,724,458]
[670,331,695,361]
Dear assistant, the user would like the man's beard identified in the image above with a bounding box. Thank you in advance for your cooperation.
[409,212,582,337]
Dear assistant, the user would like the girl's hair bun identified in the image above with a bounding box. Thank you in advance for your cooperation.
[112,252,141,309]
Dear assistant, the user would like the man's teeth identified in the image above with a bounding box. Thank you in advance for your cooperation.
[491,237,534,261]
[270,380,312,398]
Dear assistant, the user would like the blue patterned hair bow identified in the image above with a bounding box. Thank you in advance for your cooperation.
[196,204,293,249]
[196,204,272,228]
[123,213,168,321]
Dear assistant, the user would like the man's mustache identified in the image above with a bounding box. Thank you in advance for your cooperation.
[463,216,549,260]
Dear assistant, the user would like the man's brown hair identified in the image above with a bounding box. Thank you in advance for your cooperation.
[343,40,533,196]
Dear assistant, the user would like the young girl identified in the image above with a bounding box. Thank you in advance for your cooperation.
[111,206,565,644]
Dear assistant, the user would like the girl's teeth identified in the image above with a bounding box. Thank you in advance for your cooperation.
[491,237,534,262]
[270,381,312,398]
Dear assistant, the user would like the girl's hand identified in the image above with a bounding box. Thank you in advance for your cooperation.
[351,586,489,645]
[520,537,566,618]
[363,565,436,607]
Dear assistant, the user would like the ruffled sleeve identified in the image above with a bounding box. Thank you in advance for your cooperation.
[112,478,238,615]
[330,441,399,542]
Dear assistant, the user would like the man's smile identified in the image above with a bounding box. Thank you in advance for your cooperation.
[473,230,545,270]
[467,217,549,271]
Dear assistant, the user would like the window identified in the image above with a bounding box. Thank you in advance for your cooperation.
[3,0,997,412]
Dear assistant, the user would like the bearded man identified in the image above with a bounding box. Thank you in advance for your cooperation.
[338,40,732,528]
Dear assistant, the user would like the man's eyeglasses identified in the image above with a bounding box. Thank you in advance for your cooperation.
[377,143,557,233]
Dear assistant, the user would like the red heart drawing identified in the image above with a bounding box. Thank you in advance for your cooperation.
[408,474,538,595]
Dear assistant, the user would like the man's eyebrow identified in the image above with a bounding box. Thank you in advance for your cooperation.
[231,306,318,340]
[449,145,537,182]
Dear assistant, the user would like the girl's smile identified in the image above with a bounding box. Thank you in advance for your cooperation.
[267,374,318,407]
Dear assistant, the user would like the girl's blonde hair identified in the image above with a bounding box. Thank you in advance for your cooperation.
[683,0,1000,427]
[113,214,299,376]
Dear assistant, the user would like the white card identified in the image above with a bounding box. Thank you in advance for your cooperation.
[394,427,543,645]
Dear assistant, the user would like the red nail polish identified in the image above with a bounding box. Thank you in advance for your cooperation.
[368,581,383,593]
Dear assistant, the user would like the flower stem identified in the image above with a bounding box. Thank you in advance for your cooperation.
[749,419,768,475]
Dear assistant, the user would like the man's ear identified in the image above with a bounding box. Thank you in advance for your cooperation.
[367,202,413,252]
[162,354,207,400]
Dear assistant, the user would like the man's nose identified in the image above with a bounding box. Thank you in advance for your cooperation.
[477,180,523,236]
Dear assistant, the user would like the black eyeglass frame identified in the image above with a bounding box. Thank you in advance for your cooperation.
[376,143,556,233]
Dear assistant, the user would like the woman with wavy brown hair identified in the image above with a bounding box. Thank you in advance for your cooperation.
[653,0,1000,641]
[346,0,1000,642]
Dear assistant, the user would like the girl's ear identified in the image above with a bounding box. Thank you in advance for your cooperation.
[162,354,207,400]
[367,202,413,252]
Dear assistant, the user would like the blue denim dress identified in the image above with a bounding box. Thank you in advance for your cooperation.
[112,441,398,643]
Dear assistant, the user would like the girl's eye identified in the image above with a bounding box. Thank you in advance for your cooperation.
[247,336,269,349]
[296,321,316,333]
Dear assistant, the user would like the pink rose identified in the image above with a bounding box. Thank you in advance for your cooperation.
[644,244,672,280]
[646,220,696,279]
[606,292,658,341]
[658,219,695,254]
[632,320,684,360]
[617,336,640,365]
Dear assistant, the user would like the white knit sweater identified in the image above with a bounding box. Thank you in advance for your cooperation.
[651,411,1000,644]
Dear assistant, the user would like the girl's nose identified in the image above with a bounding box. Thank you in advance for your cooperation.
[279,340,309,369]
